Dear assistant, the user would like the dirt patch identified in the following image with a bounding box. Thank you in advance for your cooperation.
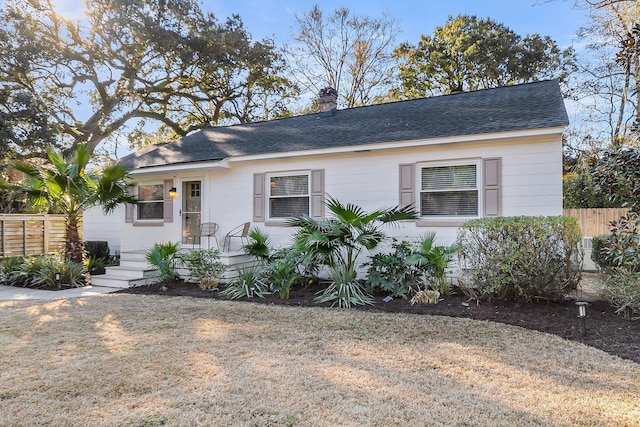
[119,278,640,364]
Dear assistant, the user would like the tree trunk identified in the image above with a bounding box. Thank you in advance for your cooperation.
[65,216,84,264]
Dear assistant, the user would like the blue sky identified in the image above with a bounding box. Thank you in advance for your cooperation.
[207,0,586,49]
[57,0,587,49]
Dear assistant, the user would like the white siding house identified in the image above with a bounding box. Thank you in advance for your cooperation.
[87,80,568,287]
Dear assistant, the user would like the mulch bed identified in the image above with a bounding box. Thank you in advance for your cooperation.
[118,281,640,364]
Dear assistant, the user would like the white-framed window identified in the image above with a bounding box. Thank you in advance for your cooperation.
[419,161,480,217]
[137,183,164,220]
[268,173,310,218]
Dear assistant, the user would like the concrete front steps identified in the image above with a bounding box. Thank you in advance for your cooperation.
[90,250,160,289]
[90,249,258,289]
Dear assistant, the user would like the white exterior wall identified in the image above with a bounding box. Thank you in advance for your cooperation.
[82,205,124,253]
[116,131,563,252]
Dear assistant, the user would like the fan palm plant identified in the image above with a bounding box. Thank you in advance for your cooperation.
[407,232,457,293]
[288,196,417,307]
[4,144,135,263]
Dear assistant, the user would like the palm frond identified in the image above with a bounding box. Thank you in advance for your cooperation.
[379,204,418,223]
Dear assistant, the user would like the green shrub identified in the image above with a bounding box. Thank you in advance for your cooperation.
[289,196,417,308]
[364,239,421,298]
[457,216,582,302]
[591,234,615,271]
[598,211,640,272]
[592,211,640,317]
[1,257,27,287]
[263,248,300,300]
[365,235,457,299]
[145,241,180,289]
[1,254,86,288]
[177,249,226,285]
[601,268,640,319]
[243,228,272,263]
[406,232,457,295]
[85,241,110,260]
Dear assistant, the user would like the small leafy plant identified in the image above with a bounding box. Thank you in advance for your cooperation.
[264,249,300,299]
[243,227,273,263]
[146,241,180,290]
[177,249,226,290]
[221,266,269,299]
[407,232,457,295]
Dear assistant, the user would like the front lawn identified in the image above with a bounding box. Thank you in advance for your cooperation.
[0,294,638,426]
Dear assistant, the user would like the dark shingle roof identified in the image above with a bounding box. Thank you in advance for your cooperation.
[121,80,568,170]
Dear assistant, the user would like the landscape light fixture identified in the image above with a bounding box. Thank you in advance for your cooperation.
[168,187,177,198]
[576,301,588,335]
[55,272,61,289]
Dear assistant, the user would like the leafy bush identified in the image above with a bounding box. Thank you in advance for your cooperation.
[406,232,457,295]
[591,211,640,318]
[598,211,640,272]
[145,241,180,289]
[457,216,582,302]
[86,255,107,275]
[177,249,226,287]
[591,234,616,271]
[364,239,421,298]
[365,235,456,299]
[221,266,269,299]
[1,254,86,288]
[601,268,640,319]
[243,228,272,263]
[85,241,110,261]
[263,249,300,300]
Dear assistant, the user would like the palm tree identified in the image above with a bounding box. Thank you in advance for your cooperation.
[7,144,135,263]
[288,196,417,307]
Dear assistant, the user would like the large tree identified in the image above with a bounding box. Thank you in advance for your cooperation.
[286,5,399,109]
[0,0,295,157]
[394,14,574,98]
[567,0,640,145]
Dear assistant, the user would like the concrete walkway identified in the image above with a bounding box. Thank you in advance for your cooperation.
[0,284,120,301]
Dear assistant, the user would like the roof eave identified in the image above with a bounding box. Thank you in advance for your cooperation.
[130,158,230,175]
[229,125,568,163]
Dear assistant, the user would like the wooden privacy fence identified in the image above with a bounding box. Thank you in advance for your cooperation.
[563,208,629,237]
[0,214,70,259]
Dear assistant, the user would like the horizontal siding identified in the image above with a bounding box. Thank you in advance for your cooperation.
[109,133,563,250]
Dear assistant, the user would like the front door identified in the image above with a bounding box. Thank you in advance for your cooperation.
[182,181,202,245]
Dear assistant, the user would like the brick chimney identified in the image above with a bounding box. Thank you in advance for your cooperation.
[319,87,337,116]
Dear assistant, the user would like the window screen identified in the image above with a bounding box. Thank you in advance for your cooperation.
[137,184,164,220]
[269,174,309,218]
[420,164,478,217]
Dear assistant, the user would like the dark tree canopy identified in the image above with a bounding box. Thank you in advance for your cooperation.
[394,14,574,98]
[590,145,640,209]
[0,0,295,156]
[0,89,58,163]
